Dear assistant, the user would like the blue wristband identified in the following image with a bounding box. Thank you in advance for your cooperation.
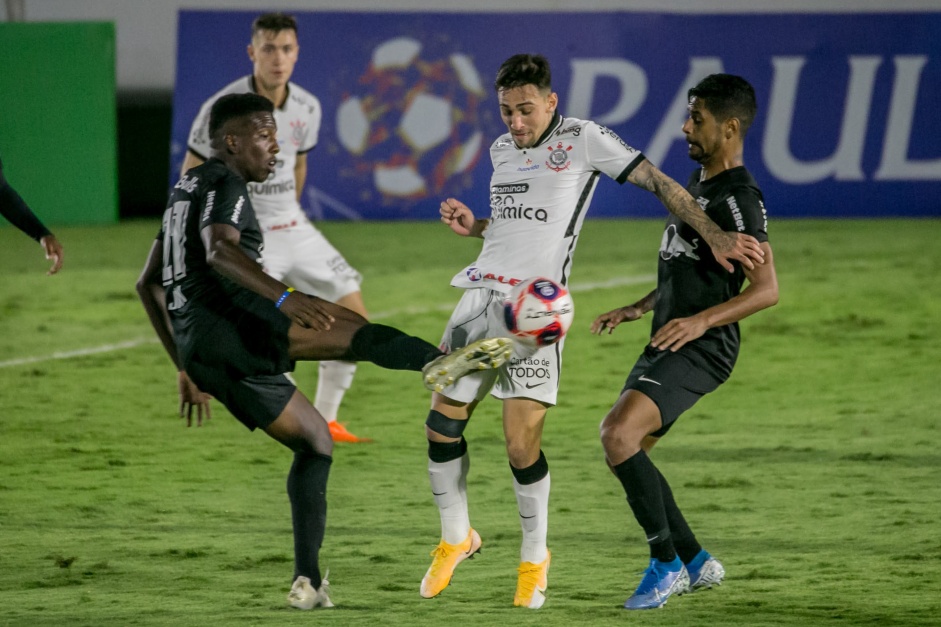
[275,287,295,309]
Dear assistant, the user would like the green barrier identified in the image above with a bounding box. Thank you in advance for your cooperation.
[0,22,117,226]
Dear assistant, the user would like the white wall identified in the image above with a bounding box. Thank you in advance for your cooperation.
[4,0,940,91]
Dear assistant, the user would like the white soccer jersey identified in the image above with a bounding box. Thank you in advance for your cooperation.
[186,76,322,231]
[450,114,645,293]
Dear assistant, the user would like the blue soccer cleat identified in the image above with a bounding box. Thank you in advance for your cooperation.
[624,557,689,610]
[686,550,725,591]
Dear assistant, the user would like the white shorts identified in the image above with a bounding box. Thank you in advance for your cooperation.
[262,221,362,303]
[438,288,564,406]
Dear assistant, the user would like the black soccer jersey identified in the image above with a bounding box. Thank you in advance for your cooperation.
[650,166,768,380]
[156,158,266,356]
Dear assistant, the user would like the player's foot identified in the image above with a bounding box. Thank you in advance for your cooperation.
[513,551,550,609]
[420,528,482,598]
[624,557,689,610]
[685,550,724,591]
[422,337,514,392]
[328,420,371,443]
[288,573,334,610]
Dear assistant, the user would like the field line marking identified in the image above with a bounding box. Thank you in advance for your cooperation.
[0,273,655,369]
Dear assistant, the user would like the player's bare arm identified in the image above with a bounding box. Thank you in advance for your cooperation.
[651,241,778,352]
[200,222,335,331]
[136,238,213,424]
[294,152,307,202]
[628,160,764,273]
[440,197,488,238]
[590,289,657,335]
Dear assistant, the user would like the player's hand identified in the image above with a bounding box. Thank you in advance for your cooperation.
[440,198,476,236]
[40,234,63,275]
[710,231,764,273]
[650,315,708,352]
[590,305,644,335]
[279,291,335,331]
[178,370,212,426]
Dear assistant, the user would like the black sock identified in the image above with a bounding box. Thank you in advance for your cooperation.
[287,451,332,585]
[613,450,676,563]
[657,468,702,563]
[347,323,442,371]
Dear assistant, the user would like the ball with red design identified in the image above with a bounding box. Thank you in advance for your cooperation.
[503,277,574,347]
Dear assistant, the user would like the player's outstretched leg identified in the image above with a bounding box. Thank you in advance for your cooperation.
[685,550,725,591]
[423,337,514,392]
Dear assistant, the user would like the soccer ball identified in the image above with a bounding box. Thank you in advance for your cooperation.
[335,36,486,202]
[503,277,575,348]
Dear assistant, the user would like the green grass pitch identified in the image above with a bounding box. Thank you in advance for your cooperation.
[1,217,940,626]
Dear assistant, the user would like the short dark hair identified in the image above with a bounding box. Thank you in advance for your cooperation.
[688,74,757,136]
[252,12,297,37]
[494,54,552,93]
[208,93,274,144]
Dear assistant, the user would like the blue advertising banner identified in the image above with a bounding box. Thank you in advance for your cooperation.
[172,11,941,219]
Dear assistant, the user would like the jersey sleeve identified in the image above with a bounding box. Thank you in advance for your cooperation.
[198,174,249,230]
[298,94,322,154]
[717,187,768,243]
[583,121,645,183]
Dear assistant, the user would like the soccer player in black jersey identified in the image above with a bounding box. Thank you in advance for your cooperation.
[591,74,779,610]
[136,92,511,610]
[0,155,64,274]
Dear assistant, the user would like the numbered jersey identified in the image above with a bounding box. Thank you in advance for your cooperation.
[450,113,645,293]
[157,158,264,325]
[186,76,321,230]
[653,165,769,379]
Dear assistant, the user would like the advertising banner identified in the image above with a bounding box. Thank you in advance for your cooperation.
[173,11,941,219]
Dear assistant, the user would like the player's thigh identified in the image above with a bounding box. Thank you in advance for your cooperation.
[436,288,500,405]
[599,389,662,464]
[287,296,368,361]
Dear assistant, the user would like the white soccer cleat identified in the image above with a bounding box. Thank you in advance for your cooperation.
[288,573,334,610]
[423,337,514,392]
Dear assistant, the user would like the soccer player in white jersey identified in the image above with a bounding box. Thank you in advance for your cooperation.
[418,54,765,609]
[181,13,368,443]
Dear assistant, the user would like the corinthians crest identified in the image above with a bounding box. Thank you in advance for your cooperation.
[546,142,572,172]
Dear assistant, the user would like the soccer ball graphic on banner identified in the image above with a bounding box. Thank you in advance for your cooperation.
[503,278,575,348]
[336,37,486,202]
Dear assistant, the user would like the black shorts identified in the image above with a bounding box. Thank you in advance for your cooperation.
[622,346,723,437]
[175,289,296,430]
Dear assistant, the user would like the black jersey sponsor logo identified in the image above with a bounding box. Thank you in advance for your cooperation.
[660,224,701,261]
[232,196,245,223]
[507,356,553,383]
[696,196,709,211]
[726,196,746,232]
[202,191,216,222]
[598,125,634,151]
[175,173,199,193]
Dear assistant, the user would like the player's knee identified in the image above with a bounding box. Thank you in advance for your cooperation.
[425,409,468,440]
[599,416,642,456]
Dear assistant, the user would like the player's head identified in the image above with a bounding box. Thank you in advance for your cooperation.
[683,74,757,165]
[494,54,558,149]
[247,13,299,93]
[209,93,279,182]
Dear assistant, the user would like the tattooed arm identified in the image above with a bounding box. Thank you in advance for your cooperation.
[627,160,764,272]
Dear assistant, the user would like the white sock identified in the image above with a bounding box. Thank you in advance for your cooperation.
[429,453,470,545]
[315,361,357,423]
[514,473,550,564]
